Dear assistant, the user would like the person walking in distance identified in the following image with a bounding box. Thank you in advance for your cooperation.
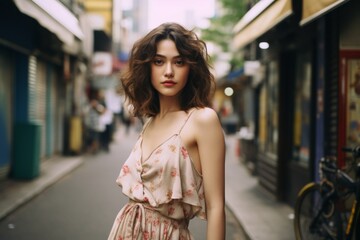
[108,22,226,240]
[84,91,106,154]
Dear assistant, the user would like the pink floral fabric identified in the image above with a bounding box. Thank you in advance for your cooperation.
[108,119,206,240]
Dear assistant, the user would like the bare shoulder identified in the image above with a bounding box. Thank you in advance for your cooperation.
[191,107,221,130]
[192,107,219,120]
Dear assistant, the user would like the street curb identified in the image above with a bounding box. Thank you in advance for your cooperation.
[225,204,252,240]
[0,156,84,221]
[224,134,295,240]
[224,135,253,240]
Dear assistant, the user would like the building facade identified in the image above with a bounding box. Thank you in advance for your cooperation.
[0,0,88,180]
[232,0,360,206]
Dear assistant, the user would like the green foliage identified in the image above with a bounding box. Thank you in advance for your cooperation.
[221,0,247,23]
[201,0,248,69]
[230,53,244,71]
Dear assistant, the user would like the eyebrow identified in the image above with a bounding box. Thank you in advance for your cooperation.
[154,54,182,59]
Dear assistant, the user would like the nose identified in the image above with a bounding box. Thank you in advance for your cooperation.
[164,62,174,77]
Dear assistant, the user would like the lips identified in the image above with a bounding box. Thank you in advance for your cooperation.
[161,80,176,87]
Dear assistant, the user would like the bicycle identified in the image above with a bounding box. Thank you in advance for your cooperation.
[294,146,360,240]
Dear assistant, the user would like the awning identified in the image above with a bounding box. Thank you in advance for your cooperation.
[13,0,84,46]
[226,68,244,81]
[217,68,247,88]
[232,0,293,50]
[301,0,349,25]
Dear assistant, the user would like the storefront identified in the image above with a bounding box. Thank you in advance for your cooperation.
[0,0,85,179]
[257,59,280,194]
[232,0,296,200]
[286,30,317,205]
[32,58,65,158]
[0,47,15,180]
[337,0,360,167]
[232,0,357,206]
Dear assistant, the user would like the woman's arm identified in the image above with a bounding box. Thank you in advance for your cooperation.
[195,108,226,240]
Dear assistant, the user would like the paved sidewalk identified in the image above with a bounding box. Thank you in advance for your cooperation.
[0,132,295,239]
[224,134,295,240]
[0,156,84,221]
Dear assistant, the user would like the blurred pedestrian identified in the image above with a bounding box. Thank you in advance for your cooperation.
[121,98,134,134]
[99,107,113,152]
[84,90,106,154]
[98,90,113,152]
[108,22,226,240]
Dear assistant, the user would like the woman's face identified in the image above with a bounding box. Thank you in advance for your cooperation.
[151,39,190,98]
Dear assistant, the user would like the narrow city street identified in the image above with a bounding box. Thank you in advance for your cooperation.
[1,1,359,240]
[0,124,247,240]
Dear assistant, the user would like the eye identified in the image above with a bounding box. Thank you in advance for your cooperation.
[175,58,185,66]
[153,58,163,65]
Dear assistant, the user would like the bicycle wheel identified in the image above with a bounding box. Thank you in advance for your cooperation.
[294,182,343,240]
[355,206,360,240]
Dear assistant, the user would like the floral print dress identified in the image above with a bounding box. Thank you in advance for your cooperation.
[108,111,206,240]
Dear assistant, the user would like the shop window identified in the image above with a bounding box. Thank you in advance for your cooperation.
[292,52,312,167]
[339,51,360,166]
[258,61,279,154]
[344,57,360,157]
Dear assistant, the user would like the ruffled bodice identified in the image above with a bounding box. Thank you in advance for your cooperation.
[116,132,206,220]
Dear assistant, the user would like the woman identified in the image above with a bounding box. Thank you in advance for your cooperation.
[108,22,225,240]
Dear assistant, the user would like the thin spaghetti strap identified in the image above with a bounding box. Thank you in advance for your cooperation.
[141,117,153,135]
[178,108,196,134]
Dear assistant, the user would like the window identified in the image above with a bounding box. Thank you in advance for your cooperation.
[292,52,312,167]
[258,61,279,155]
[339,51,360,167]
[345,58,360,148]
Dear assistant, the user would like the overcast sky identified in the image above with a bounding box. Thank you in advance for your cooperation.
[147,0,216,30]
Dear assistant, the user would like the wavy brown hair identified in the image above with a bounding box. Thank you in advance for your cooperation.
[121,22,215,117]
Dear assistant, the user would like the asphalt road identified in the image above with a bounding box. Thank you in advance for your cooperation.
[0,126,247,240]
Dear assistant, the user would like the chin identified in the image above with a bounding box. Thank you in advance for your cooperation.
[158,91,181,98]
